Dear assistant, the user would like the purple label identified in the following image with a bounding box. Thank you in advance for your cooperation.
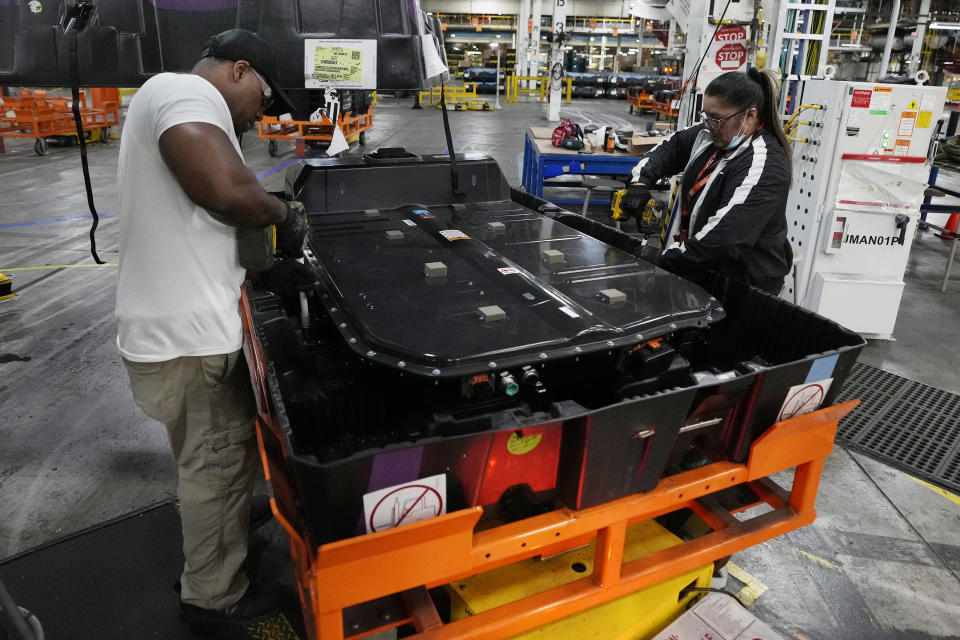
[367,446,425,492]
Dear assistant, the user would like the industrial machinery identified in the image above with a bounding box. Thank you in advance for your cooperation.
[240,151,864,638]
[785,80,947,339]
[245,151,864,546]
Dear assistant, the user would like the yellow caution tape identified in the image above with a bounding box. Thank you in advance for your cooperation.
[795,548,843,572]
[0,263,118,271]
[726,561,768,607]
[907,475,960,507]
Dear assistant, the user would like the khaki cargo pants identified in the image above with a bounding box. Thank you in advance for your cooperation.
[123,349,257,610]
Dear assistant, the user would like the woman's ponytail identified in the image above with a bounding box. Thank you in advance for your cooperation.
[748,67,792,179]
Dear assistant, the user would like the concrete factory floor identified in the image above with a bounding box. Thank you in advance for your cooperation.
[1,97,959,639]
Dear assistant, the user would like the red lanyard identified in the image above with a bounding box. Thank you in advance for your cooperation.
[688,149,724,203]
[677,149,725,242]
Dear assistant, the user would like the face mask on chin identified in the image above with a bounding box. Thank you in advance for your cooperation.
[725,114,748,150]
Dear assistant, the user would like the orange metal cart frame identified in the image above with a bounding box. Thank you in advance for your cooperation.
[650,100,679,120]
[626,91,655,113]
[241,287,858,640]
[0,89,119,155]
[257,109,373,156]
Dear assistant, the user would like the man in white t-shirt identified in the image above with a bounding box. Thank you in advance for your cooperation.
[116,29,303,627]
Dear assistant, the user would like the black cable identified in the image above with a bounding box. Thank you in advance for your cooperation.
[438,80,461,195]
[675,0,733,127]
[64,7,105,264]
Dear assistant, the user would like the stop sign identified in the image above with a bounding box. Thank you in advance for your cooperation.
[715,43,747,71]
[715,25,747,42]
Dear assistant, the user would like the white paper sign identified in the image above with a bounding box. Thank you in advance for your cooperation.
[362,474,447,534]
[326,124,350,156]
[777,378,833,421]
[422,34,447,79]
[305,39,377,89]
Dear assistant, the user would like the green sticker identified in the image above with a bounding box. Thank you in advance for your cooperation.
[869,110,888,116]
[507,432,542,455]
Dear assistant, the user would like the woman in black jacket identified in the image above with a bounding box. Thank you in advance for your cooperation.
[630,68,793,294]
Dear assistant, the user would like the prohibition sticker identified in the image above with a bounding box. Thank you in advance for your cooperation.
[777,378,834,421]
[363,474,446,534]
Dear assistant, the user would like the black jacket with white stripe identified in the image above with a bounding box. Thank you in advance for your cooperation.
[631,124,792,293]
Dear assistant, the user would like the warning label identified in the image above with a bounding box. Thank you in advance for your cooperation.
[714,43,747,71]
[851,89,871,109]
[363,474,447,534]
[714,25,747,42]
[897,111,917,138]
[777,378,833,421]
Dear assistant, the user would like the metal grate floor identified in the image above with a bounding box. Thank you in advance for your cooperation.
[835,362,960,494]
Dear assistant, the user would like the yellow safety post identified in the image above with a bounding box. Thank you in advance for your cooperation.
[510,76,546,102]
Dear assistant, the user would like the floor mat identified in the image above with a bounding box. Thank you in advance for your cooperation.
[0,500,303,640]
[835,362,960,494]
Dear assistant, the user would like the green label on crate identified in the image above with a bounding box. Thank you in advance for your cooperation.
[869,110,888,116]
[507,433,542,455]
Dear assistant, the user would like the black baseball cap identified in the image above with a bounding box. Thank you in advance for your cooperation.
[200,29,294,117]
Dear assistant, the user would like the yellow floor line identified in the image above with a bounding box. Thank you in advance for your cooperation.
[726,561,768,607]
[795,548,843,572]
[0,263,118,271]
[907,475,960,507]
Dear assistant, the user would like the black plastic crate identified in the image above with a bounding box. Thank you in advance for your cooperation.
[0,0,446,94]
[247,156,864,543]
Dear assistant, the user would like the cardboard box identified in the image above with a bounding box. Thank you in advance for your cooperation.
[650,593,786,640]
[629,134,670,155]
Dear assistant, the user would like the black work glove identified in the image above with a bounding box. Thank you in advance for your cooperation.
[621,184,652,218]
[275,200,308,256]
[259,259,319,297]
[639,243,661,266]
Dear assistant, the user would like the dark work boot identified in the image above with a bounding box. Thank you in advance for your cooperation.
[179,581,284,626]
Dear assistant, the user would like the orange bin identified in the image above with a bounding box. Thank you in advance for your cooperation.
[240,286,858,640]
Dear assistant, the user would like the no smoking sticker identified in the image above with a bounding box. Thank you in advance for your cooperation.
[777,378,833,421]
[362,474,446,534]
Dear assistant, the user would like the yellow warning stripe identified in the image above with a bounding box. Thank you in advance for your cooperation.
[0,263,118,271]
[726,561,768,606]
[907,475,960,507]
[795,548,843,572]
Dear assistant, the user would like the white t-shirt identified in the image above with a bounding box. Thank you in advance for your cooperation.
[115,73,246,362]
